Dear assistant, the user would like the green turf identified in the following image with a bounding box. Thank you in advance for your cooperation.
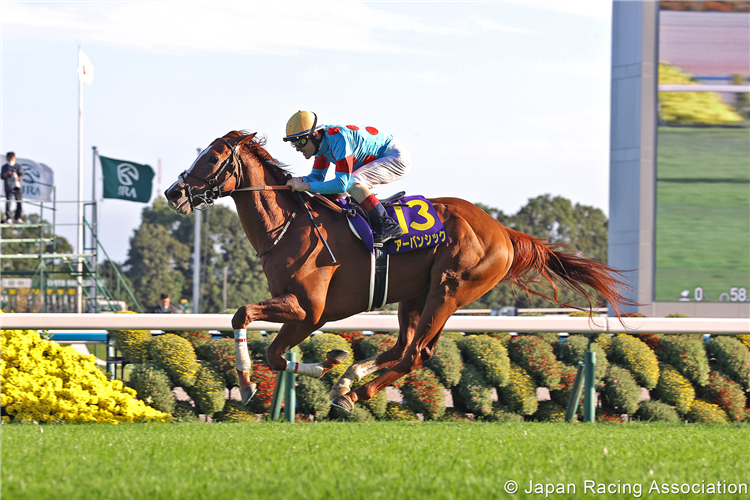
[655,127,750,302]
[3,422,749,500]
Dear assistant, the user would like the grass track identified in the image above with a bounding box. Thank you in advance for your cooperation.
[3,422,749,500]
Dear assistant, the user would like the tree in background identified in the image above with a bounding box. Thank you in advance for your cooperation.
[123,198,270,313]
[124,221,190,310]
[469,195,609,310]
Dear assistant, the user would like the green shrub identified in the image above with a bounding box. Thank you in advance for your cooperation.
[508,335,561,389]
[534,332,561,347]
[634,400,681,423]
[568,311,593,317]
[251,332,303,363]
[596,334,614,356]
[705,336,750,391]
[549,364,583,412]
[425,336,463,388]
[532,401,566,422]
[303,333,352,385]
[246,364,277,414]
[356,334,396,360]
[652,364,695,414]
[171,400,199,422]
[700,371,747,422]
[245,330,266,356]
[439,409,473,422]
[352,373,387,419]
[608,334,660,389]
[333,331,366,356]
[488,402,524,423]
[687,399,729,423]
[441,332,465,344]
[149,334,200,388]
[498,362,538,415]
[109,328,152,363]
[213,400,258,423]
[385,402,419,421]
[128,362,175,414]
[558,335,608,384]
[296,376,331,420]
[456,335,510,387]
[454,364,494,416]
[658,335,710,386]
[401,367,446,421]
[602,365,641,415]
[188,365,226,416]
[166,330,212,351]
[196,338,240,388]
[329,405,374,422]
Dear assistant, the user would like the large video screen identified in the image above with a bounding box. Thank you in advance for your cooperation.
[655,2,750,304]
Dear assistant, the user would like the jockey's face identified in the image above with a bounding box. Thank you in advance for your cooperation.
[295,132,319,159]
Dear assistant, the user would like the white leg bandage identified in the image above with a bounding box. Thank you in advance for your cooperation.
[285,360,324,378]
[234,329,252,372]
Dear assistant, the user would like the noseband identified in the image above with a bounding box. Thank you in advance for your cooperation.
[179,137,243,208]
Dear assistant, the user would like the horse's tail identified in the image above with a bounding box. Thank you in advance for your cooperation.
[504,228,637,318]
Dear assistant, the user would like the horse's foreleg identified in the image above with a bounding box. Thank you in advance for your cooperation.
[330,291,425,400]
[231,294,308,400]
[231,294,307,330]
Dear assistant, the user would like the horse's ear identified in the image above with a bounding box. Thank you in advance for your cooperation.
[235,132,257,147]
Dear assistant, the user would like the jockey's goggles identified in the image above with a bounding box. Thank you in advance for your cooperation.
[288,135,311,148]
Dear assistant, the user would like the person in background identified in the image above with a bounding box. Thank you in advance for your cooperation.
[1,152,23,224]
[283,111,412,244]
[150,293,180,313]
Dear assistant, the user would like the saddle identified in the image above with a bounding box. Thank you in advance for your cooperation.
[336,192,450,311]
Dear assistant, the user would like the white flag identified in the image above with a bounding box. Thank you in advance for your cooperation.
[78,49,94,84]
[17,158,55,202]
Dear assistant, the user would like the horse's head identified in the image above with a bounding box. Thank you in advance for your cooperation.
[165,131,257,215]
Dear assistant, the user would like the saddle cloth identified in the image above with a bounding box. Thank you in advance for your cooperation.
[338,194,449,311]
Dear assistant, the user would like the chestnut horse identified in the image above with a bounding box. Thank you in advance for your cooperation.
[165,131,634,412]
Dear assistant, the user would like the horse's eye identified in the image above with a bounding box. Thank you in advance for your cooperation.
[207,155,219,165]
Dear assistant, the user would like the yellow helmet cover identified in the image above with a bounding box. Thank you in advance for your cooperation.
[284,110,321,140]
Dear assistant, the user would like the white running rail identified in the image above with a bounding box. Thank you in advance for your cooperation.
[1,314,747,334]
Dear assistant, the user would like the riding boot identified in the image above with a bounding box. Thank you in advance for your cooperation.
[368,203,403,244]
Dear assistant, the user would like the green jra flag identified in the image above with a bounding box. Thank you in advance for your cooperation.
[100,155,154,203]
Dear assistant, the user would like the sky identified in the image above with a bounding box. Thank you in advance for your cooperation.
[1,1,614,264]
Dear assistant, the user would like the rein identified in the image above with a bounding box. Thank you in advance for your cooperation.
[182,135,349,261]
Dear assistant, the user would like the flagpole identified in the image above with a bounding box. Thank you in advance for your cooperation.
[77,45,84,314]
[91,145,98,309]
[193,148,201,314]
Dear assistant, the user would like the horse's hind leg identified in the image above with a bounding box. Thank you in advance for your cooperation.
[330,291,427,400]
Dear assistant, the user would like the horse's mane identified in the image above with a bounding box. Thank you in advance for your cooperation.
[225,130,293,185]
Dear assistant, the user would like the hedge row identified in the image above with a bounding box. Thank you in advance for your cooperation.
[106,318,750,424]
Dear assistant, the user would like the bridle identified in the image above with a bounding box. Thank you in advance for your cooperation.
[179,137,244,209]
[177,134,347,262]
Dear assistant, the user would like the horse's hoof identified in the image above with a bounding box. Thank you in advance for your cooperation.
[331,394,355,413]
[326,349,349,364]
[240,383,257,405]
[329,384,351,400]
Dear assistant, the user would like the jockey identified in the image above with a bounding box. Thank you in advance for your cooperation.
[283,110,411,244]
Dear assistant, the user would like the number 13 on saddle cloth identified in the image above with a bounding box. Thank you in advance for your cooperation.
[341,195,450,255]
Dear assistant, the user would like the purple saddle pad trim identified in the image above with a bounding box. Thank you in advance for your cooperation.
[338,199,375,253]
